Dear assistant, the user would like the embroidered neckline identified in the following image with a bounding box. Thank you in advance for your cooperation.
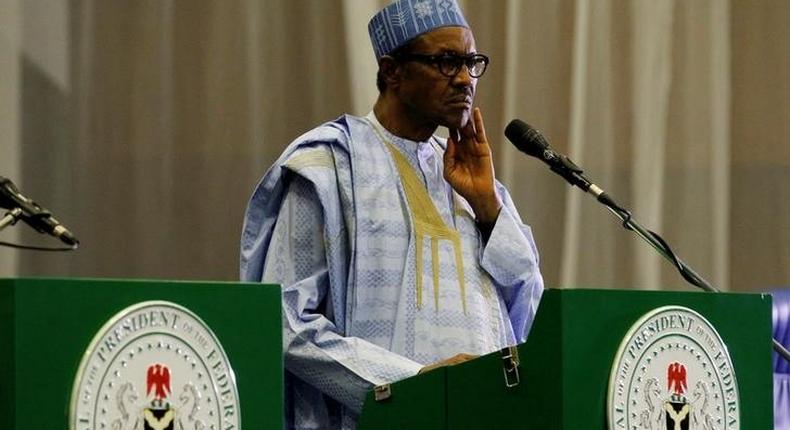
[366,118,468,313]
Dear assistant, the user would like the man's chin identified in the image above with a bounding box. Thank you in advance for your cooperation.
[441,111,471,130]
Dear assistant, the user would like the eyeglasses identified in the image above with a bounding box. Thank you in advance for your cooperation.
[394,52,490,78]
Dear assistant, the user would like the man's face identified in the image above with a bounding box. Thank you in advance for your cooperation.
[395,26,479,131]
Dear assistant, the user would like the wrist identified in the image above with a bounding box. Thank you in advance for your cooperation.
[471,197,502,224]
[474,199,501,245]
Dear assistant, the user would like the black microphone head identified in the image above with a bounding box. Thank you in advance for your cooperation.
[504,119,551,157]
[0,176,18,209]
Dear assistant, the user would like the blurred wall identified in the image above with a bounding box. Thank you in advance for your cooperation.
[1,0,788,293]
[0,0,21,276]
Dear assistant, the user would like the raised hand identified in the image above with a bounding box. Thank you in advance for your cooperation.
[443,107,502,223]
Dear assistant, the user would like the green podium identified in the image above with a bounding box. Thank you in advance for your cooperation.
[0,278,283,429]
[2,281,773,429]
[358,288,773,429]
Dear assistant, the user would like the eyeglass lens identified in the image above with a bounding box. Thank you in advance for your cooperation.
[440,55,487,78]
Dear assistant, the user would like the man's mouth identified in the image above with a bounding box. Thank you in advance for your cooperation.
[448,96,472,107]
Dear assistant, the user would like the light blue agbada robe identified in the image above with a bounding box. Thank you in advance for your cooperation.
[240,113,544,430]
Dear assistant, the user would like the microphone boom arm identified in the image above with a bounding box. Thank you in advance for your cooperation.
[584,175,790,363]
[0,208,22,233]
[505,118,790,362]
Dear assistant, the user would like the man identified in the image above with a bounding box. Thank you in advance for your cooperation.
[240,1,543,428]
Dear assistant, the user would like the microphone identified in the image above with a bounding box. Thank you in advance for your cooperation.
[503,119,790,363]
[504,119,609,203]
[0,176,79,247]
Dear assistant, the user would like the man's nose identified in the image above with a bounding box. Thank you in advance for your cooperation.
[452,63,475,87]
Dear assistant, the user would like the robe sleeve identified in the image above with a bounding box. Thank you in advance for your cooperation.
[478,182,545,343]
[262,168,422,415]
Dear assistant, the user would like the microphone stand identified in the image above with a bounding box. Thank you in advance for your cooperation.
[0,208,22,233]
[581,180,790,363]
[505,119,790,362]
[0,207,78,251]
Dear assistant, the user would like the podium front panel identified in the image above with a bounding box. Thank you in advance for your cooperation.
[0,278,283,429]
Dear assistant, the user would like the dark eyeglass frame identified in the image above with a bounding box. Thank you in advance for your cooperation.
[393,52,490,78]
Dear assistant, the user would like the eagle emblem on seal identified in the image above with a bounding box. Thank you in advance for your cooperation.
[638,362,716,430]
[110,363,204,430]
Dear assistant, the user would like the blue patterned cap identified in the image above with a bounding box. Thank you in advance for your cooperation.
[368,0,469,60]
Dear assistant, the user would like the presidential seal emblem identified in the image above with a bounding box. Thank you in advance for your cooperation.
[607,306,739,430]
[69,301,241,430]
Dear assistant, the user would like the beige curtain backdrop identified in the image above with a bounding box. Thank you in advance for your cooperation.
[2,0,789,293]
[0,0,21,276]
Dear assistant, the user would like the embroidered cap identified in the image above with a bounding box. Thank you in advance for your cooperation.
[368,0,470,60]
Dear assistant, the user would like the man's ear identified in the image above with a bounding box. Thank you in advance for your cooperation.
[378,56,402,89]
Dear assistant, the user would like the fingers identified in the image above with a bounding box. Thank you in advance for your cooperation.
[458,107,486,144]
[472,107,487,144]
[443,353,478,365]
[418,353,478,374]
[418,363,440,374]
